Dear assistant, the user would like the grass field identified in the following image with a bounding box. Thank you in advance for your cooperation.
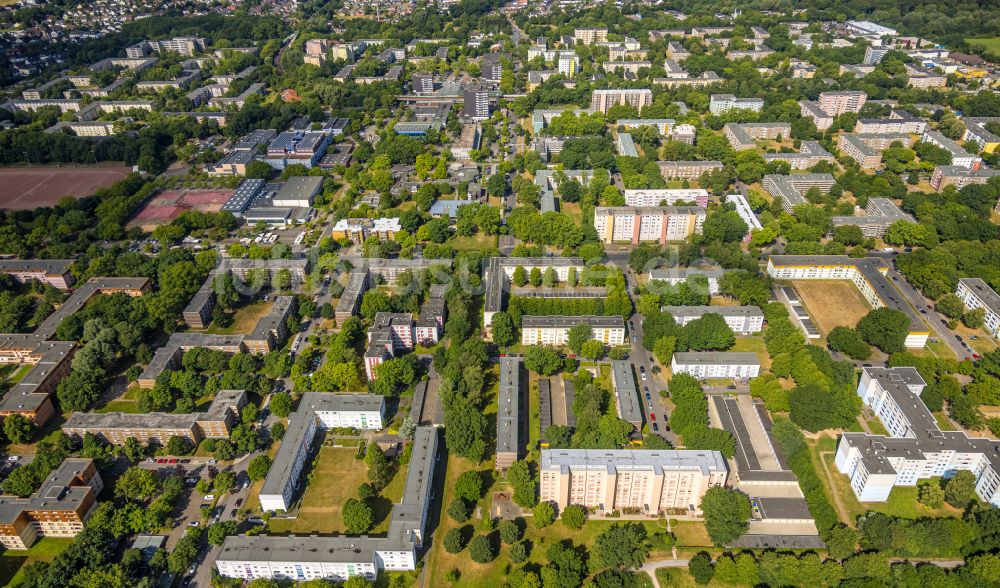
[656,568,701,588]
[267,447,388,534]
[95,385,143,414]
[0,538,74,586]
[205,301,274,335]
[730,336,770,370]
[449,234,499,251]
[794,281,872,336]
[966,38,1000,53]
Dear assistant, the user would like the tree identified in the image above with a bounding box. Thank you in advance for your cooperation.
[207,520,237,546]
[455,470,484,502]
[561,504,587,529]
[507,461,537,507]
[115,466,160,502]
[3,414,32,444]
[918,481,945,509]
[364,442,394,490]
[581,339,605,361]
[512,266,528,286]
[469,535,496,563]
[491,311,516,348]
[700,486,752,546]
[682,313,736,351]
[935,294,965,319]
[448,497,471,522]
[529,267,542,287]
[964,308,986,329]
[524,346,561,375]
[269,392,292,418]
[443,528,465,553]
[343,498,374,533]
[826,327,870,360]
[856,308,911,354]
[566,323,593,354]
[594,523,649,570]
[247,455,271,481]
[532,502,555,528]
[509,542,529,564]
[498,519,523,544]
[944,470,977,507]
[214,470,237,494]
[689,553,715,585]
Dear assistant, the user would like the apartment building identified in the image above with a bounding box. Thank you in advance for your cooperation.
[574,28,608,45]
[836,367,1000,506]
[661,306,764,335]
[831,198,915,238]
[864,45,891,65]
[920,130,981,170]
[259,393,391,512]
[224,427,439,581]
[244,296,297,355]
[538,449,728,515]
[590,89,653,114]
[670,352,761,379]
[667,42,690,61]
[414,287,447,345]
[818,91,867,115]
[331,218,402,244]
[762,174,837,212]
[653,71,722,88]
[905,65,947,89]
[798,100,834,131]
[658,160,723,180]
[956,278,1000,338]
[462,89,491,120]
[129,37,206,57]
[963,117,1000,154]
[709,94,764,115]
[930,165,1000,192]
[0,459,102,549]
[838,134,914,170]
[603,61,650,75]
[623,189,708,207]
[0,259,74,290]
[619,119,673,135]
[364,313,415,381]
[594,206,705,244]
[854,110,927,134]
[647,268,728,295]
[63,389,247,445]
[724,122,791,150]
[763,141,835,170]
[520,316,626,347]
[496,357,522,470]
[766,255,929,348]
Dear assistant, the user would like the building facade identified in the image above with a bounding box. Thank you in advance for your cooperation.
[956,278,1000,338]
[594,206,705,244]
[670,352,761,379]
[538,449,728,515]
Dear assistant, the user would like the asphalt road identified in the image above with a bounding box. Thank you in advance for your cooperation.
[886,267,970,359]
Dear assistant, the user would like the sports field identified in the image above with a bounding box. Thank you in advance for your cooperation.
[794,280,872,335]
[131,189,232,226]
[0,166,132,210]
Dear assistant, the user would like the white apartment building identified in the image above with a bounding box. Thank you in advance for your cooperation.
[766,255,929,348]
[590,89,653,114]
[520,316,626,347]
[538,449,729,515]
[836,367,1000,506]
[709,94,764,115]
[313,394,386,430]
[670,352,761,379]
[557,53,580,78]
[661,306,764,335]
[220,427,439,580]
[920,130,982,170]
[593,206,705,244]
[258,411,318,512]
[725,194,762,243]
[831,197,915,238]
[956,278,1000,338]
[483,257,586,331]
[623,189,708,207]
[647,268,728,295]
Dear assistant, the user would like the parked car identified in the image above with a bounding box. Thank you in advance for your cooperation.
[650,413,656,421]
[204,495,215,501]
[652,423,659,432]
[188,521,199,527]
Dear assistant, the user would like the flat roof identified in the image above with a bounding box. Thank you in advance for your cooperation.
[610,360,643,425]
[960,278,1000,314]
[672,352,760,366]
[662,305,764,318]
[497,357,521,456]
[521,315,625,329]
[540,448,727,475]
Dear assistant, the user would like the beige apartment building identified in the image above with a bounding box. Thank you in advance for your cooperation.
[658,160,723,180]
[818,91,867,115]
[590,89,653,114]
[0,459,102,549]
[574,28,608,45]
[539,449,728,515]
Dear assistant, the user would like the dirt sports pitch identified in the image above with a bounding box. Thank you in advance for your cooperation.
[0,166,133,210]
[794,280,873,336]
[130,189,233,228]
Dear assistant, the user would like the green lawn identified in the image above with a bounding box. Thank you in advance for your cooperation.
[94,385,144,414]
[966,38,1000,53]
[934,412,955,431]
[656,568,701,588]
[731,336,770,370]
[0,538,74,586]
[7,365,32,384]
[449,234,499,251]
[205,301,274,335]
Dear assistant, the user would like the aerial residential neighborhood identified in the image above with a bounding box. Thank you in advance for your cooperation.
[0,0,996,586]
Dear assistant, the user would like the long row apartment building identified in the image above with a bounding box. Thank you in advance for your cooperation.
[594,206,705,244]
